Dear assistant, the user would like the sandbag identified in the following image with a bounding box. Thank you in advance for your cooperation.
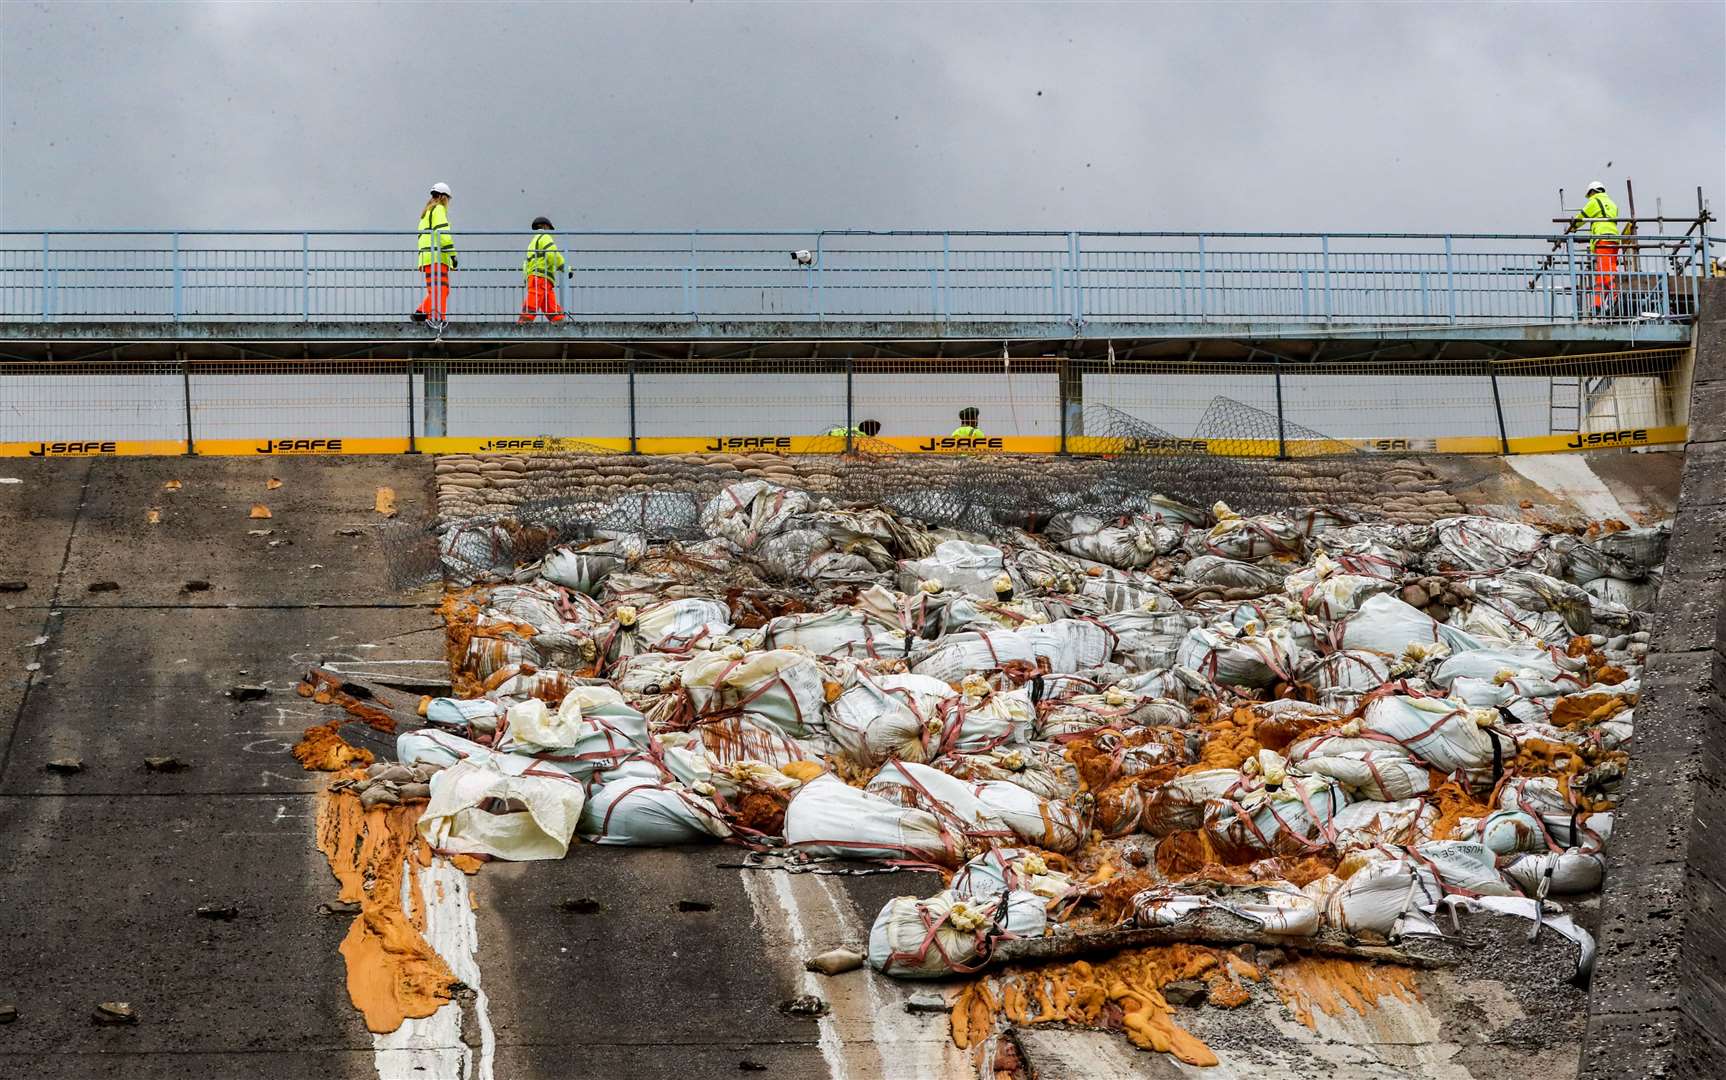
[759,607,907,659]
[932,746,1082,802]
[934,687,1035,756]
[579,777,733,845]
[1017,619,1114,673]
[971,780,1088,853]
[1175,625,1301,689]
[418,758,586,861]
[1141,769,1245,836]
[1360,695,1503,776]
[1329,798,1433,849]
[950,848,1074,901]
[1283,557,1398,620]
[1203,775,1350,857]
[1503,850,1604,896]
[898,540,1013,599]
[1592,526,1668,571]
[910,629,1037,681]
[1046,512,1184,569]
[867,888,1046,978]
[540,540,639,595]
[494,691,651,781]
[1134,882,1321,937]
[1181,555,1288,593]
[699,480,811,549]
[682,648,827,738]
[1200,513,1305,561]
[1584,575,1659,613]
[628,598,733,651]
[1339,593,1482,657]
[756,527,894,585]
[1100,609,1205,671]
[1294,748,1430,802]
[828,673,954,769]
[784,775,963,865]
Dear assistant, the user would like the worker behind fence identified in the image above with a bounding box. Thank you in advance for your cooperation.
[824,419,882,439]
[520,216,567,323]
[1572,180,1621,317]
[413,182,457,324]
[951,406,984,437]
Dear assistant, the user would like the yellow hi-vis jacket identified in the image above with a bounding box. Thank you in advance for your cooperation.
[417,203,456,268]
[951,425,985,437]
[1573,192,1621,252]
[523,232,566,281]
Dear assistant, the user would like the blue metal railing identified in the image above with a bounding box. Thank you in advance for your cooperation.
[0,229,1714,327]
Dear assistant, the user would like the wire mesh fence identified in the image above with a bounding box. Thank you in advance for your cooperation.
[0,348,1693,454]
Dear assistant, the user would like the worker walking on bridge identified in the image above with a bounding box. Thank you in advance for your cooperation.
[951,406,984,437]
[413,183,457,324]
[1572,180,1622,316]
[520,216,567,323]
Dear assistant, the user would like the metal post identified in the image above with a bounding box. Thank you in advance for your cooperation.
[844,355,854,454]
[301,232,310,321]
[1489,363,1510,454]
[1321,235,1332,322]
[1565,236,1579,320]
[626,351,638,454]
[423,360,448,438]
[683,234,696,318]
[1057,354,1070,455]
[941,232,951,320]
[406,360,419,453]
[172,232,183,322]
[814,233,824,321]
[1198,235,1208,321]
[180,349,196,456]
[1069,232,1082,322]
[1443,235,1456,325]
[40,234,51,320]
[1273,357,1287,460]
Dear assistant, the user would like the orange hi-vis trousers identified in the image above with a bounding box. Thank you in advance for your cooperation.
[520,275,565,322]
[416,264,450,320]
[1591,240,1619,312]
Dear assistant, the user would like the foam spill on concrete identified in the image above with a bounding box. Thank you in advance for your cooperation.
[372,857,495,1080]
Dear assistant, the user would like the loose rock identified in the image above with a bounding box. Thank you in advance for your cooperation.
[92,1002,137,1025]
[804,947,865,976]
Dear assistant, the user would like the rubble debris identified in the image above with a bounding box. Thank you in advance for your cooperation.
[738,1063,767,1073]
[87,581,119,593]
[194,904,240,921]
[250,504,272,519]
[44,758,83,774]
[92,1002,137,1025]
[310,463,1664,1062]
[183,580,211,592]
[905,991,950,1015]
[228,684,269,700]
[560,897,602,914]
[0,582,25,592]
[676,899,715,913]
[780,994,830,1018]
[805,947,865,975]
[142,756,187,773]
[0,1003,16,1024]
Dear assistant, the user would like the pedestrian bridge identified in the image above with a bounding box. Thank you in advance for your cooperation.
[0,229,1713,458]
[0,229,1711,362]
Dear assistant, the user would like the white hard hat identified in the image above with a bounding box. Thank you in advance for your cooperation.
[430,182,452,197]
[1586,180,1606,194]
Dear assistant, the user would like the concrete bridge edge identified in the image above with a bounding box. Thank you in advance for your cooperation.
[1581,277,1726,1079]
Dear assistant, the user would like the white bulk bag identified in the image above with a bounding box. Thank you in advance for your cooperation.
[971,781,1088,854]
[910,630,1037,682]
[829,673,954,769]
[783,775,961,865]
[1294,749,1431,802]
[1017,619,1115,673]
[1100,610,1205,671]
[1361,695,1502,775]
[1175,625,1300,689]
[1142,768,1245,836]
[699,480,812,549]
[898,540,1012,599]
[418,758,586,862]
[1504,850,1604,896]
[760,608,907,659]
[579,778,733,845]
[867,888,1046,978]
[682,648,827,738]
[1340,593,1482,656]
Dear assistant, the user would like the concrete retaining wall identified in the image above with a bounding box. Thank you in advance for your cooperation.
[1582,279,1726,1079]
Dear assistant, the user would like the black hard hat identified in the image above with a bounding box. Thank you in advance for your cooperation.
[532,216,554,230]
[959,406,980,423]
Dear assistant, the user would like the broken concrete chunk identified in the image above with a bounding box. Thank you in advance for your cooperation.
[182,580,211,592]
[804,948,865,976]
[44,758,82,774]
[317,899,362,917]
[87,581,120,593]
[1162,979,1208,1007]
[904,991,949,1015]
[335,527,364,537]
[227,685,269,701]
[194,904,239,921]
[0,1003,16,1023]
[142,756,187,773]
[780,994,829,1018]
[92,1002,137,1025]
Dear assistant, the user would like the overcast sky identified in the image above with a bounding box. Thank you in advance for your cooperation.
[1,0,1721,235]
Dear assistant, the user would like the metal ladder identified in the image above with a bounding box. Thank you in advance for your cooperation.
[1550,375,1620,434]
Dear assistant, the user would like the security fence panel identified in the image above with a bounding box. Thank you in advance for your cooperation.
[1281,363,1501,441]
[853,360,1061,438]
[633,361,846,438]
[1491,350,1685,440]
[443,361,632,439]
[0,361,184,442]
[1078,361,1280,439]
[187,360,412,443]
